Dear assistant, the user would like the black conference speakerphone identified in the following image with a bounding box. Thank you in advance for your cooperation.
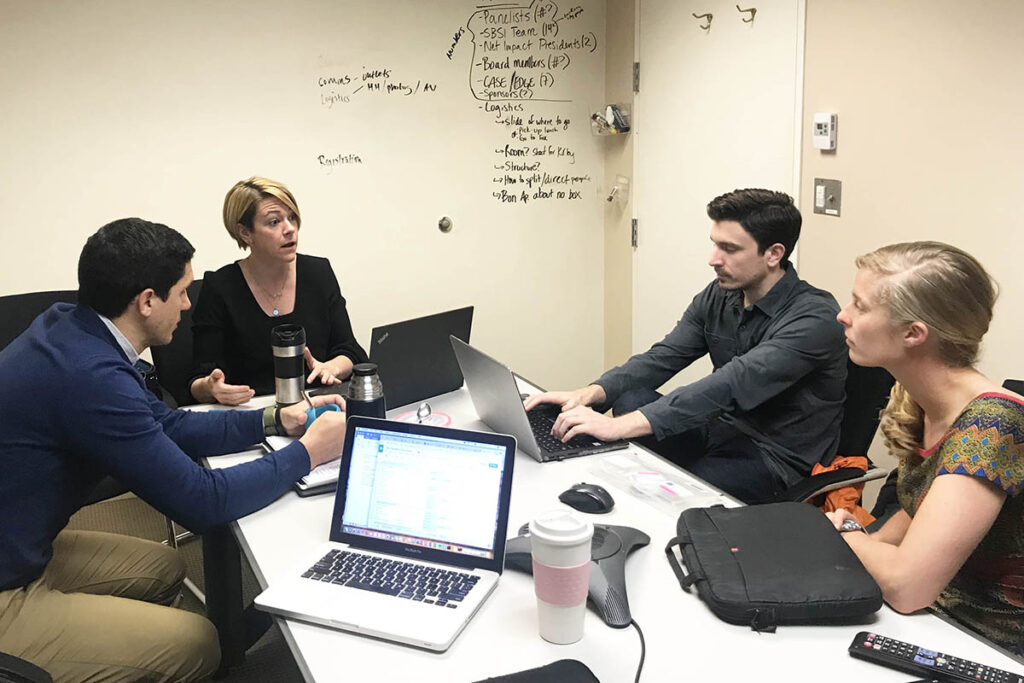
[848,632,1023,682]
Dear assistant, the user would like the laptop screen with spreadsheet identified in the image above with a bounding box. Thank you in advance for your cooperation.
[331,417,516,572]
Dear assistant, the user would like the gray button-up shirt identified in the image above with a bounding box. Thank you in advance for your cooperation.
[594,267,847,483]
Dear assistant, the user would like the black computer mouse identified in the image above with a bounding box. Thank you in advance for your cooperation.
[558,482,615,514]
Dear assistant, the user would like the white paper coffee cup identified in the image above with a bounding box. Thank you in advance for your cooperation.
[529,510,594,644]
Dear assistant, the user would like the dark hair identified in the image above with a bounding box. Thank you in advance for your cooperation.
[78,217,195,318]
[706,189,801,267]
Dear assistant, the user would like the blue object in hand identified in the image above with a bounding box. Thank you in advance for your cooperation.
[305,403,342,425]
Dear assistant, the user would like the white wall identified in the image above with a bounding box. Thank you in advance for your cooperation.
[800,0,1024,484]
[0,0,609,391]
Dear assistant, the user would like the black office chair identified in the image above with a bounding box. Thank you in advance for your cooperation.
[0,652,51,683]
[0,290,78,349]
[778,360,896,503]
[150,279,203,409]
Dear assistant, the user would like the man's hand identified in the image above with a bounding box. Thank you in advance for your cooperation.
[278,394,345,435]
[551,406,652,443]
[304,348,344,385]
[524,384,607,412]
[278,394,348,470]
[191,368,255,405]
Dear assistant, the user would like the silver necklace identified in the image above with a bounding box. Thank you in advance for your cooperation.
[244,261,288,316]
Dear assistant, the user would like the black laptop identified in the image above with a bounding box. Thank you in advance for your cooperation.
[313,306,473,410]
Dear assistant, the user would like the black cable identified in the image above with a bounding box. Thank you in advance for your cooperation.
[630,618,646,683]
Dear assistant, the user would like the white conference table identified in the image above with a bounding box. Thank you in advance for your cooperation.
[202,385,1024,682]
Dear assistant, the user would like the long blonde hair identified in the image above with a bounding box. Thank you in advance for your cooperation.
[222,176,302,249]
[856,242,997,459]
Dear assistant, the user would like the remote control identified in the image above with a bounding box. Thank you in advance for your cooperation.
[849,632,1023,682]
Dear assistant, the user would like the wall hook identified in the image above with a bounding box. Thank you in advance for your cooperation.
[736,5,756,22]
[692,12,713,30]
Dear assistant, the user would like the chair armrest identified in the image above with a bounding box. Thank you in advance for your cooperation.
[158,383,179,410]
[777,467,880,504]
[0,651,53,683]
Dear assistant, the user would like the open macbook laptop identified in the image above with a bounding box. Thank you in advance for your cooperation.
[450,337,629,462]
[255,416,516,651]
[312,306,472,410]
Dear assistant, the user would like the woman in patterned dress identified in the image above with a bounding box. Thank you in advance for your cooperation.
[827,241,1023,654]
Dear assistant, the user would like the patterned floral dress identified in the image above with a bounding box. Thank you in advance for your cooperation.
[898,392,1024,654]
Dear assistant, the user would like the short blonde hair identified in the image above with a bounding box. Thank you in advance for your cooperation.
[857,241,998,460]
[222,177,302,249]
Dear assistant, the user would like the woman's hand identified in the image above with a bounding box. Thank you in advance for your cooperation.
[304,348,343,385]
[191,368,255,405]
[824,508,860,530]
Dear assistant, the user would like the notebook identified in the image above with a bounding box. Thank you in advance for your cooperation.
[254,416,516,652]
[311,305,473,410]
[450,337,629,462]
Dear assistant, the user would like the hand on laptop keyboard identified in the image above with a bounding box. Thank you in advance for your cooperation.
[549,405,653,444]
[523,386,604,414]
[527,409,601,452]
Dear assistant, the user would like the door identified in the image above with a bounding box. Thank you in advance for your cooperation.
[633,0,803,389]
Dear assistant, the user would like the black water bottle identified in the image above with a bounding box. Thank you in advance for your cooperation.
[271,324,305,406]
[346,363,386,418]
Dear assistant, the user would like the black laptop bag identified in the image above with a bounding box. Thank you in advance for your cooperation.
[664,502,883,632]
[474,659,600,683]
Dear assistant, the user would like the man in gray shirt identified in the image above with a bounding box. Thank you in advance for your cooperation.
[526,189,847,503]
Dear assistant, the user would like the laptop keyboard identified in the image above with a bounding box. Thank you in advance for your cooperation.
[527,405,603,453]
[302,549,480,609]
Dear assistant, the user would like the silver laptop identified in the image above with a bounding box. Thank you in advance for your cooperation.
[450,337,629,462]
[255,416,516,651]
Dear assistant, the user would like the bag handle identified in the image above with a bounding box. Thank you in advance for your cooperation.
[664,537,700,591]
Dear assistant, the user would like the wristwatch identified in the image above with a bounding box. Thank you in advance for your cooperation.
[262,406,284,437]
[839,518,866,534]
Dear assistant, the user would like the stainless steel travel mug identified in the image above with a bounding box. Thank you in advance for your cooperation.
[271,324,306,406]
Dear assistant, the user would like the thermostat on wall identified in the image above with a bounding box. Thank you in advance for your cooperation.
[813,113,837,150]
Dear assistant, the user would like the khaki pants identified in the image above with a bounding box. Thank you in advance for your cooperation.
[0,530,220,682]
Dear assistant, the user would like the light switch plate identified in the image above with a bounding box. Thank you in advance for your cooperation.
[813,178,842,217]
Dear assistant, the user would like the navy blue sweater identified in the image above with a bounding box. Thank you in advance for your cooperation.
[0,304,310,591]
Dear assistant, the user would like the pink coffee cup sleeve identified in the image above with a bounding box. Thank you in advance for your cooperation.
[532,559,590,607]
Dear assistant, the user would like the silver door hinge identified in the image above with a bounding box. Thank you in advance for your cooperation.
[631,218,638,248]
[633,62,640,93]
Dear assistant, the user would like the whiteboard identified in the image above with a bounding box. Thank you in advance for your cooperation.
[0,0,608,390]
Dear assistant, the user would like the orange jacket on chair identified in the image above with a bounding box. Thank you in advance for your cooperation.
[810,455,876,527]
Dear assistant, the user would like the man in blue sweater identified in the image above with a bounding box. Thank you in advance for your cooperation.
[0,218,346,681]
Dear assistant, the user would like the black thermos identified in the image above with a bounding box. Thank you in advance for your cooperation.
[346,363,386,418]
